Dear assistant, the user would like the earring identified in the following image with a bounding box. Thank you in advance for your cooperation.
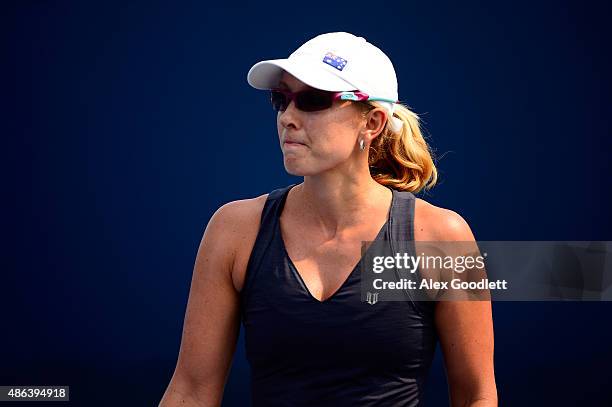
[359,139,365,151]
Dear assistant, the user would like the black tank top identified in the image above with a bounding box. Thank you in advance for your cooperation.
[239,184,438,407]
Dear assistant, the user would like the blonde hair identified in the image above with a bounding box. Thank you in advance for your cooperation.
[361,102,438,194]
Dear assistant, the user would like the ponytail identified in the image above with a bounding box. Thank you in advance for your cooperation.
[364,102,438,194]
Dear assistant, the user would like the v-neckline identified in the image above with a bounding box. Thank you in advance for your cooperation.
[276,184,395,304]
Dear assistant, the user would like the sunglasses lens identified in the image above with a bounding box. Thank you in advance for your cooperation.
[270,90,288,111]
[297,90,333,112]
[270,89,334,112]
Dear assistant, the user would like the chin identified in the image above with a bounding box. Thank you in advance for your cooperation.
[284,166,309,177]
[283,161,319,177]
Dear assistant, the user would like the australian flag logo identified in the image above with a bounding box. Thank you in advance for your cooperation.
[322,51,348,71]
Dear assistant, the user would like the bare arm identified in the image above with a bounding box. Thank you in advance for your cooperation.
[434,210,498,407]
[159,202,245,407]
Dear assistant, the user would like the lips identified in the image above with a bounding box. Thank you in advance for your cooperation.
[283,139,306,146]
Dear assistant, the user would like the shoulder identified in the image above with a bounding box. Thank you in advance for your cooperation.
[207,193,270,244]
[414,197,476,241]
[213,193,269,223]
[205,192,272,292]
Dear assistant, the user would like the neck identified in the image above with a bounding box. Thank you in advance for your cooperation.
[293,173,391,238]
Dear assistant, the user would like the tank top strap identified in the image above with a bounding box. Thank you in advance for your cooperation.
[239,183,297,314]
[388,189,437,317]
[389,189,416,241]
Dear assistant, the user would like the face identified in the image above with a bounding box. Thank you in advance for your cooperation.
[275,72,367,176]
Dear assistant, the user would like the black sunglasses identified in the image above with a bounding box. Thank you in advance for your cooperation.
[270,88,367,112]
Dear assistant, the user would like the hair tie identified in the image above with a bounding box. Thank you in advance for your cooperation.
[388,116,403,133]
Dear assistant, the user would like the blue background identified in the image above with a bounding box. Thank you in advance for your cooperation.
[3,1,611,406]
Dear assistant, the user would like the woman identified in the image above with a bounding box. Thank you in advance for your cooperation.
[160,32,497,407]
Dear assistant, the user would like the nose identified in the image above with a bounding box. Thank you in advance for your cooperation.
[278,98,300,130]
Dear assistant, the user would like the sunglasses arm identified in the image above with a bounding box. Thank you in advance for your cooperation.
[335,91,397,104]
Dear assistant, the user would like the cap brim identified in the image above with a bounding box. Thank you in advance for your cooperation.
[247,57,356,92]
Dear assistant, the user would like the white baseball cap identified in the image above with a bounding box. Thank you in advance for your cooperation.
[247,32,403,132]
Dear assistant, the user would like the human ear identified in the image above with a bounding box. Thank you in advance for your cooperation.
[362,108,388,142]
